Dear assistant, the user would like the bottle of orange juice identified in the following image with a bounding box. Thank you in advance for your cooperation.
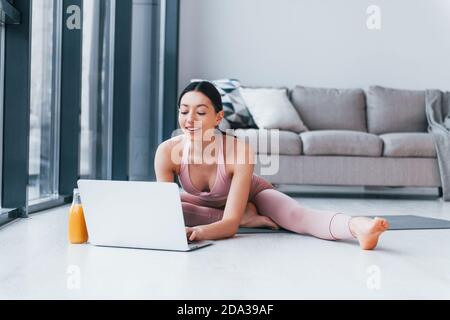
[68,188,89,244]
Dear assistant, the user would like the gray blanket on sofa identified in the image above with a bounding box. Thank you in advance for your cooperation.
[425,90,450,201]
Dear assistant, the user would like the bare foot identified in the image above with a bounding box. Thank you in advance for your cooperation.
[349,217,389,250]
[240,202,279,230]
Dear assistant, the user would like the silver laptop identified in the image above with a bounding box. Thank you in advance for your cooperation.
[77,180,213,252]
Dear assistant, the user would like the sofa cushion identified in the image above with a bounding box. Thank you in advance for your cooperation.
[300,130,382,156]
[239,87,308,133]
[290,86,367,131]
[233,129,302,155]
[367,86,427,134]
[381,133,436,158]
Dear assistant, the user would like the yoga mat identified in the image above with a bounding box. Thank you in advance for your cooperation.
[236,215,450,234]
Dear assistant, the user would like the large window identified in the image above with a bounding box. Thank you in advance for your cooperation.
[129,0,164,181]
[28,0,62,203]
[80,0,115,180]
[0,0,177,227]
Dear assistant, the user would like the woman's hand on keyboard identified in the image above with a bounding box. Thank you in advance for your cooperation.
[185,226,206,242]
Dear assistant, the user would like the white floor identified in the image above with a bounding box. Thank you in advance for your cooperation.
[1,195,450,300]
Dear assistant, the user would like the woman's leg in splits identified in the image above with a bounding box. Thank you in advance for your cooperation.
[181,201,278,229]
[180,191,389,250]
[181,191,278,228]
[251,189,389,250]
[181,201,223,227]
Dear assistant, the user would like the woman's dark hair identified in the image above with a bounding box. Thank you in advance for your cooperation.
[178,81,223,113]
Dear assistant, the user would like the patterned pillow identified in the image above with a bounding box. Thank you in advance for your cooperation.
[191,79,257,129]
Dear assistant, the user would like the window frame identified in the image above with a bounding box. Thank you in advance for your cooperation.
[0,17,5,213]
[111,0,131,181]
[58,0,83,197]
[0,20,17,227]
[2,0,31,219]
[161,0,179,142]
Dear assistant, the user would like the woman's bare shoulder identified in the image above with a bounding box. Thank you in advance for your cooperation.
[156,135,184,164]
[158,135,184,151]
[154,136,185,177]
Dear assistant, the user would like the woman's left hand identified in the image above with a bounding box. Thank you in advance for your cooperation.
[185,226,206,242]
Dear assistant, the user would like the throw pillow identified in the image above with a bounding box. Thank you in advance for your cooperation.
[366,85,427,134]
[190,79,257,129]
[239,87,308,133]
[290,85,367,131]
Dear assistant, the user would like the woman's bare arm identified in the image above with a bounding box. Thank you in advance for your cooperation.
[188,140,255,240]
[154,139,177,182]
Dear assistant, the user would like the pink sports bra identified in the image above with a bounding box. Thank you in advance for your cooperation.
[178,134,231,202]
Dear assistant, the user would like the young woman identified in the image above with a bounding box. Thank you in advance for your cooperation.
[155,81,389,250]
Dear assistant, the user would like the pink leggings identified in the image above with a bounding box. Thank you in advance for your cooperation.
[182,189,355,240]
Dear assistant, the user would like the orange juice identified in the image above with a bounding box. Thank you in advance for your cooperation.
[68,189,89,244]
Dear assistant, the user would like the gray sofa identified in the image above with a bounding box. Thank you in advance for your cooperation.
[231,85,442,192]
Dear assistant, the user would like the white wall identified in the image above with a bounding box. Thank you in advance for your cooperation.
[179,0,450,93]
